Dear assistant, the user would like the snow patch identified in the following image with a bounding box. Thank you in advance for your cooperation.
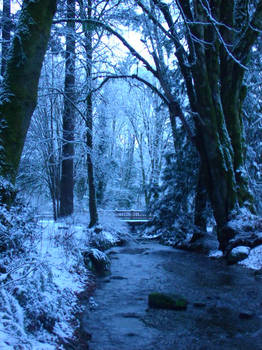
[240,244,262,270]
[209,250,223,258]
[231,246,251,256]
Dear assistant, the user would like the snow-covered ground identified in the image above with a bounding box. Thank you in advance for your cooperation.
[0,218,89,349]
[0,212,126,350]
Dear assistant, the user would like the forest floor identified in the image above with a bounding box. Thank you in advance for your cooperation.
[85,237,262,350]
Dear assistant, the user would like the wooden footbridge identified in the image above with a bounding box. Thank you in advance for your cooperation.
[36,209,152,225]
[113,209,152,225]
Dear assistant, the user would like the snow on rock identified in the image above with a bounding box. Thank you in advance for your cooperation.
[240,244,262,270]
[209,250,223,259]
[90,247,108,261]
[89,225,124,251]
[227,246,250,264]
[82,248,111,273]
[226,208,262,237]
[226,207,256,233]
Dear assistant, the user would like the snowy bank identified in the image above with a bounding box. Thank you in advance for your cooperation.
[0,211,127,349]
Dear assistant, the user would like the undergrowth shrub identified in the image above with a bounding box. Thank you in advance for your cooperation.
[145,145,199,244]
[0,177,36,256]
[0,178,71,347]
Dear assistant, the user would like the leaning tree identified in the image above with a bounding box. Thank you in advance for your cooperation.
[0,0,57,185]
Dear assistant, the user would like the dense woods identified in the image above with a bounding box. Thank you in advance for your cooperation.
[1,0,262,248]
[1,0,262,347]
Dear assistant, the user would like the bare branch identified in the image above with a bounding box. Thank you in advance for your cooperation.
[53,18,158,77]
[92,73,168,104]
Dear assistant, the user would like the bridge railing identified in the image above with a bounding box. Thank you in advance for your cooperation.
[113,210,151,221]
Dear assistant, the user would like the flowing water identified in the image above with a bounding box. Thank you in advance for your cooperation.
[83,238,262,350]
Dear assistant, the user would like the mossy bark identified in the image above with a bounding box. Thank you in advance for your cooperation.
[174,0,262,250]
[0,0,57,183]
[192,161,209,240]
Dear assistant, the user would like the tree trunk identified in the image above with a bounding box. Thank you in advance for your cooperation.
[80,0,98,227]
[173,0,262,250]
[0,0,57,183]
[59,0,76,217]
[192,162,209,241]
[47,153,60,221]
[96,112,107,206]
[1,0,11,76]
[86,92,98,228]
[47,54,60,220]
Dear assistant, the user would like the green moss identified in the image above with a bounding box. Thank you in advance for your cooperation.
[0,0,57,183]
[148,292,188,310]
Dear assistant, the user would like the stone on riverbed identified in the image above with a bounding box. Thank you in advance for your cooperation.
[227,246,250,264]
[148,292,188,310]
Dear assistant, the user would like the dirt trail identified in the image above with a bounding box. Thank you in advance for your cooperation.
[83,239,262,350]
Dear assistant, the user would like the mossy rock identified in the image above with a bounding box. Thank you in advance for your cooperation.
[82,248,111,274]
[148,292,188,310]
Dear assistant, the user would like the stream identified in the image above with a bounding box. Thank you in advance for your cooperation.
[83,238,262,350]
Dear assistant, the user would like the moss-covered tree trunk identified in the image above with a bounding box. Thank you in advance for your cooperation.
[153,0,262,250]
[0,0,57,183]
[190,10,238,248]
[59,0,76,217]
[192,161,209,241]
[181,0,262,250]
